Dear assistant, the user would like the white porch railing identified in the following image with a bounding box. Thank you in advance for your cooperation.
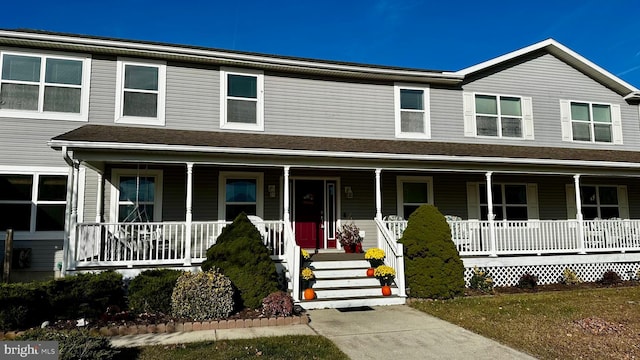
[383,219,640,256]
[74,220,288,267]
[374,218,406,297]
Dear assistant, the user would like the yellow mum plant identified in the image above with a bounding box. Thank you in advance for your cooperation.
[301,249,311,261]
[301,267,315,281]
[374,265,396,285]
[364,248,385,261]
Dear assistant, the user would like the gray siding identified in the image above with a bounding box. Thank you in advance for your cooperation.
[265,75,393,139]
[456,53,640,150]
[165,64,219,131]
[82,167,99,222]
[0,239,63,271]
[88,57,117,124]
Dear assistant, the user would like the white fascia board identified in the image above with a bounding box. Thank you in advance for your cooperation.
[456,39,639,94]
[48,139,640,170]
[0,30,463,82]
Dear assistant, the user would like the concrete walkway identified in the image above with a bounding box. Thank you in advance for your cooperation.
[307,305,536,360]
[111,305,536,359]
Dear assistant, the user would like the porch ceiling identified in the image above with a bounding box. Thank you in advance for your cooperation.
[50,124,640,171]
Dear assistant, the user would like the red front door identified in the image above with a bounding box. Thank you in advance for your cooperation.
[294,180,324,249]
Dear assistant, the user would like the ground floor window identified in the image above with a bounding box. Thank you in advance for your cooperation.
[479,184,528,220]
[219,172,263,221]
[396,176,433,218]
[581,185,619,219]
[111,169,163,222]
[0,172,67,232]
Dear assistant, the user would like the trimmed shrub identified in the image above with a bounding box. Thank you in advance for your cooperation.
[171,270,234,320]
[18,328,119,360]
[0,282,49,331]
[201,213,279,309]
[261,291,295,317]
[128,269,183,314]
[517,273,538,289]
[600,270,622,285]
[47,271,125,320]
[399,205,465,299]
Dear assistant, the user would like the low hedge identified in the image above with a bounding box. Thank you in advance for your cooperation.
[128,269,183,314]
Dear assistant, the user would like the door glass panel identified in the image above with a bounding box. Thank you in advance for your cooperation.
[326,182,336,238]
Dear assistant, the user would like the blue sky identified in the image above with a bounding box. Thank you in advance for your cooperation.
[3,0,640,87]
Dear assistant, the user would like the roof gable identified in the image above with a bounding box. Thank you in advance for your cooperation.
[456,39,639,99]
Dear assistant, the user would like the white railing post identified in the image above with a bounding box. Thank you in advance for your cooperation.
[283,166,290,223]
[486,172,497,257]
[184,163,193,266]
[574,174,586,254]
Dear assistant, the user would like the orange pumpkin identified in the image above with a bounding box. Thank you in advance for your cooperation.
[303,288,316,300]
[366,268,375,277]
[381,285,392,296]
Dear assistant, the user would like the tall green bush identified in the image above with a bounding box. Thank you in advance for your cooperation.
[0,283,48,331]
[399,205,464,299]
[128,269,184,314]
[201,213,279,309]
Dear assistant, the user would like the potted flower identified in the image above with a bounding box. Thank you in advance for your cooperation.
[374,265,396,296]
[335,223,363,253]
[364,248,385,276]
[301,249,311,262]
[301,267,316,300]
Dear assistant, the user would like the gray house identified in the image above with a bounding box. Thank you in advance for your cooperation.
[1,30,639,308]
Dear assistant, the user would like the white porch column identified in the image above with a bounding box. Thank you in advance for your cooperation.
[62,159,75,274]
[375,169,382,221]
[485,171,497,257]
[184,163,194,266]
[69,161,80,270]
[283,166,290,224]
[95,172,103,223]
[574,174,586,254]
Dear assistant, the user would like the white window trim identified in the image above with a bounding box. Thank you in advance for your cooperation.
[109,169,163,223]
[396,176,433,218]
[220,67,264,131]
[560,99,622,144]
[579,184,625,219]
[463,91,534,140]
[0,166,68,239]
[394,83,431,139]
[218,171,264,220]
[114,58,166,126]
[0,49,91,121]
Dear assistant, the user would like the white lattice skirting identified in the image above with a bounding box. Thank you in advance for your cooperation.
[463,254,640,287]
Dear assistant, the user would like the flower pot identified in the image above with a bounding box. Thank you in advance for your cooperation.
[381,285,392,296]
[355,242,363,253]
[366,268,375,277]
[343,244,355,253]
[303,288,316,300]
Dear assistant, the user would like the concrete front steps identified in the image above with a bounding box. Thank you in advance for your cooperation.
[298,253,405,310]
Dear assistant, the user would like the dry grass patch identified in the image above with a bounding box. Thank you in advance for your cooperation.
[411,285,640,360]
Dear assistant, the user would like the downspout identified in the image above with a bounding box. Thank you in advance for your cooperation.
[62,147,79,274]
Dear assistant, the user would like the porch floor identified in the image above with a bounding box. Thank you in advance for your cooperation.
[310,253,365,261]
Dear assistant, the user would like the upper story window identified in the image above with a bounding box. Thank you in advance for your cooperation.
[220,68,264,131]
[394,84,430,138]
[0,51,91,121]
[115,58,166,126]
[560,100,622,144]
[463,92,534,139]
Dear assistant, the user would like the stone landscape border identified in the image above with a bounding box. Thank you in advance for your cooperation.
[0,314,310,339]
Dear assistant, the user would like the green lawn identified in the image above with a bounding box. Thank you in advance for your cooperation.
[124,335,349,360]
[411,286,640,360]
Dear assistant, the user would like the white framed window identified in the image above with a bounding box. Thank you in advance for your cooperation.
[560,100,622,144]
[467,182,539,220]
[220,68,264,131]
[115,58,166,126]
[218,172,264,221]
[110,169,163,222]
[394,84,430,138]
[0,50,91,121]
[463,92,533,139]
[0,168,68,234]
[396,176,433,218]
[566,184,629,220]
